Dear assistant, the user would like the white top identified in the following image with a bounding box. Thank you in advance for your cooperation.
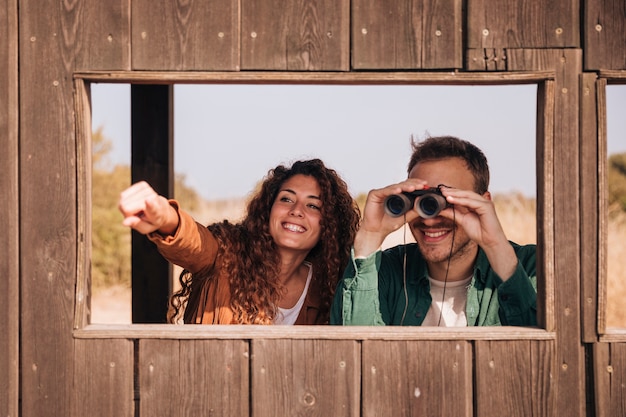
[421,275,473,327]
[274,262,313,325]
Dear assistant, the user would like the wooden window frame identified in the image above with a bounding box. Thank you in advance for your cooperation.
[596,72,626,342]
[73,71,556,340]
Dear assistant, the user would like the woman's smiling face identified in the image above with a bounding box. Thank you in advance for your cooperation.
[269,174,323,256]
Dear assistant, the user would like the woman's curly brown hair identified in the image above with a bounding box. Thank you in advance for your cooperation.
[169,159,360,324]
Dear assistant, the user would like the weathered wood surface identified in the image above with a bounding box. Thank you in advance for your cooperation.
[71,339,134,417]
[580,73,600,341]
[593,342,626,417]
[74,324,556,340]
[584,0,626,70]
[19,0,79,415]
[362,340,471,417]
[252,339,360,417]
[0,1,18,416]
[7,1,626,417]
[351,0,462,69]
[467,0,579,48]
[74,78,92,329]
[74,0,130,71]
[536,79,556,332]
[242,0,349,71]
[474,340,556,417]
[509,49,586,416]
[132,0,239,71]
[139,339,249,416]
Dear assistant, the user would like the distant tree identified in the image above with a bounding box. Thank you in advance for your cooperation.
[91,129,131,289]
[609,152,626,212]
[174,173,200,213]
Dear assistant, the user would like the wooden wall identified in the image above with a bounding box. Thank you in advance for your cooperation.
[1,0,625,416]
[1,1,18,417]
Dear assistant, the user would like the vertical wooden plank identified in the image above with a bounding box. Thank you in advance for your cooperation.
[0,0,19,416]
[75,0,130,70]
[596,79,609,334]
[131,0,239,70]
[352,0,461,70]
[140,339,249,416]
[467,0,579,49]
[131,85,173,323]
[19,0,80,415]
[580,73,600,341]
[241,0,349,70]
[74,78,92,329]
[607,343,626,417]
[362,340,472,417]
[584,0,626,70]
[139,339,180,416]
[593,342,610,417]
[251,339,360,417]
[71,339,134,417]
[475,340,555,417]
[180,340,250,416]
[536,79,556,332]
[509,48,586,417]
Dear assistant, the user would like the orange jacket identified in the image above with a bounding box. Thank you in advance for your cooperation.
[148,201,327,324]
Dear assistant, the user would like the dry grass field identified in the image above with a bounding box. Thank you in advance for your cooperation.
[607,210,626,327]
[92,193,626,328]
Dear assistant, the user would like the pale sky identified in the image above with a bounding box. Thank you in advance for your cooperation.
[91,83,625,201]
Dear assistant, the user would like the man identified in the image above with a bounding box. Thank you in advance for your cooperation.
[331,135,537,326]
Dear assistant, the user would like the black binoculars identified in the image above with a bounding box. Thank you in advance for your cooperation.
[384,185,450,218]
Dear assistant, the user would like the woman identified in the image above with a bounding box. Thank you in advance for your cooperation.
[118,159,360,324]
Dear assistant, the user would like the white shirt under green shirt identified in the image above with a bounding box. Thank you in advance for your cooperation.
[421,275,472,327]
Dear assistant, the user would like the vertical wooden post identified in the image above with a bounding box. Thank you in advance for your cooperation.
[131,84,173,323]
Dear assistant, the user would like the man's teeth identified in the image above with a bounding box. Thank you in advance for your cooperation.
[284,223,305,232]
[424,230,446,238]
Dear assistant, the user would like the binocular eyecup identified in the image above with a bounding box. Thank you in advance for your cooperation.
[384,186,449,218]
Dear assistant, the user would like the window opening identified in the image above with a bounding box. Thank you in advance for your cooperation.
[606,84,626,329]
[89,83,537,325]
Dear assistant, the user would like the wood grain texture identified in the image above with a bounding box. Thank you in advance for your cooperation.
[596,78,608,335]
[536,79,556,332]
[362,340,472,417]
[580,73,600,342]
[241,0,349,70]
[466,48,507,71]
[352,0,461,69]
[509,48,587,417]
[132,0,239,70]
[593,343,610,417]
[75,324,555,340]
[607,343,626,417]
[71,339,134,417]
[475,340,556,417]
[593,342,626,417]
[19,0,79,415]
[74,78,92,330]
[74,70,555,84]
[584,0,626,70]
[467,0,579,48]
[75,0,130,70]
[251,339,360,417]
[12,2,624,416]
[0,0,19,416]
[139,339,249,417]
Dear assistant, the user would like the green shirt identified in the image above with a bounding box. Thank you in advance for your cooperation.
[330,242,537,326]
